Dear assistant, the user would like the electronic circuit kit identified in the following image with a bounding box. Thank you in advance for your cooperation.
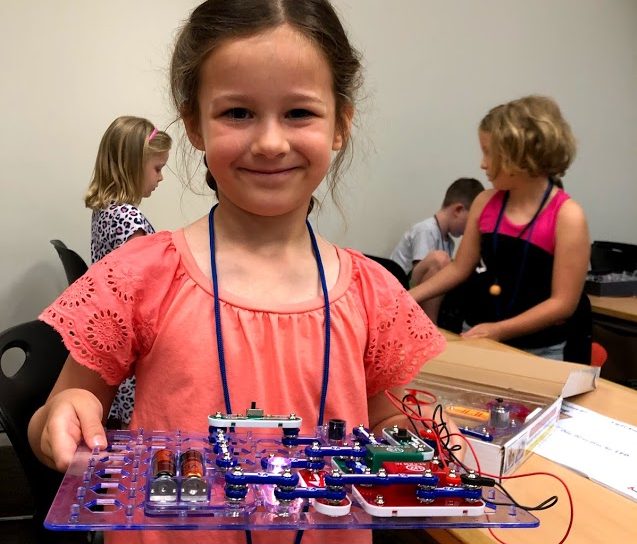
[45,405,541,532]
[409,341,599,476]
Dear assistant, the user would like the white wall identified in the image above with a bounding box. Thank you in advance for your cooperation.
[1,0,636,332]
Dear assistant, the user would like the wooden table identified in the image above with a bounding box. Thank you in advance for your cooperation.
[588,294,637,323]
[422,335,637,544]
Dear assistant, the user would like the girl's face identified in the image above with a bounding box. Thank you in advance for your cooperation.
[479,130,515,190]
[142,151,169,198]
[185,24,348,218]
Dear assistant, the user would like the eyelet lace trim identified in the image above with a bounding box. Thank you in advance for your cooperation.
[365,289,444,397]
[40,256,146,385]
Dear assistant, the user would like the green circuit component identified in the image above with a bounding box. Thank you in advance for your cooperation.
[365,444,426,472]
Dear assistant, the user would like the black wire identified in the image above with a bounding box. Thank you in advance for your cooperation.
[398,398,560,515]
[483,482,558,512]
[401,394,426,437]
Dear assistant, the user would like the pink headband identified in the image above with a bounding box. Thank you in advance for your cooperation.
[148,128,158,142]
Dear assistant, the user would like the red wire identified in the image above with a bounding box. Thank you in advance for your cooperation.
[446,433,574,544]
[385,393,574,543]
[403,387,437,405]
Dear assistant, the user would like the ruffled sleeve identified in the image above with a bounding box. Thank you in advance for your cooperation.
[40,231,180,386]
[349,250,446,397]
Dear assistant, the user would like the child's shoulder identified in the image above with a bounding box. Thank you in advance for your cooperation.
[471,188,500,214]
[96,231,178,274]
[555,195,586,228]
[344,248,407,290]
[100,202,139,213]
[94,203,144,220]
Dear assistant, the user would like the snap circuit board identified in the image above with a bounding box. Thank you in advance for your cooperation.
[45,412,539,531]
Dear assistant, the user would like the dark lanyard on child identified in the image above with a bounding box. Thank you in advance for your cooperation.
[490,179,553,318]
[433,215,452,258]
[208,204,332,426]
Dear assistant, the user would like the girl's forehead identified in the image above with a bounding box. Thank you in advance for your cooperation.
[146,151,169,163]
[198,24,333,96]
[207,24,323,70]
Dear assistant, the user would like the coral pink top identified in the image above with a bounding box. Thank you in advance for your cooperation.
[41,230,445,544]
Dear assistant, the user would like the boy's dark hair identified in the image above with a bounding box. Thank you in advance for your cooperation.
[441,177,484,208]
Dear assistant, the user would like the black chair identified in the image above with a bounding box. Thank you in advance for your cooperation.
[363,254,410,290]
[563,293,593,365]
[50,240,89,285]
[0,320,88,543]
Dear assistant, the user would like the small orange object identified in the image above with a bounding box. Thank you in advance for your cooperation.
[445,405,489,422]
[489,284,502,296]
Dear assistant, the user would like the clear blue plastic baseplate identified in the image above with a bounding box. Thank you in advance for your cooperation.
[45,429,539,531]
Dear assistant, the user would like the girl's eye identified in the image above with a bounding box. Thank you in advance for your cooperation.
[287,109,314,119]
[223,108,251,120]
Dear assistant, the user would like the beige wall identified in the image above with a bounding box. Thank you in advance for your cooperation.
[1,0,636,332]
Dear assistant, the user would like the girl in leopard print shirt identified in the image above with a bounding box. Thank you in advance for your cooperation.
[84,115,171,425]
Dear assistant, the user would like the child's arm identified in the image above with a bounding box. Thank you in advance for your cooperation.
[463,199,590,341]
[409,191,490,304]
[28,355,117,472]
[368,387,465,461]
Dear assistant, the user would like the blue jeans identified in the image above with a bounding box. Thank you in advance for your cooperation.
[524,342,566,361]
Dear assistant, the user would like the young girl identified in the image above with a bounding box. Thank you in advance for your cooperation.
[29,1,453,543]
[86,115,172,263]
[411,95,590,360]
[85,115,172,427]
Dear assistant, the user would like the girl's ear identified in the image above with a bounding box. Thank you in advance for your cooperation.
[183,114,205,151]
[332,103,354,151]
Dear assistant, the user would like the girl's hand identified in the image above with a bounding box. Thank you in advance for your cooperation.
[37,388,107,472]
[461,322,503,341]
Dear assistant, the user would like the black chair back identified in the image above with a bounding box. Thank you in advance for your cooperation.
[363,254,410,290]
[0,320,87,542]
[563,294,593,364]
[50,239,88,285]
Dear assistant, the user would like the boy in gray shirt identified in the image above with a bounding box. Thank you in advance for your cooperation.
[391,177,484,322]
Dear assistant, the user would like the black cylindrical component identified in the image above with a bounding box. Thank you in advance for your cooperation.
[328,419,346,441]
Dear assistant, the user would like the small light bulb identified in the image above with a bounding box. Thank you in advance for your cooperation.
[489,284,501,296]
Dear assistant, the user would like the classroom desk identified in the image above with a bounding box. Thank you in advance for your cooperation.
[422,334,637,544]
[588,294,637,324]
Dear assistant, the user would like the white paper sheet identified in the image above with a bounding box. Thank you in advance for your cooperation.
[533,401,637,502]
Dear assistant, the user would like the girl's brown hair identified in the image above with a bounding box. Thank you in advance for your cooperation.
[479,95,576,180]
[170,0,362,204]
[85,116,172,210]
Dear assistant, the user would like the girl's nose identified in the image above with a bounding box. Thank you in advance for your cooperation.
[251,119,290,157]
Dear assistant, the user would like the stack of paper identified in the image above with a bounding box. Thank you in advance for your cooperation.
[533,401,637,502]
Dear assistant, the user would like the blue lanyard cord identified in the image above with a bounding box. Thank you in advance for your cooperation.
[491,180,554,317]
[306,218,331,427]
[208,207,232,414]
[207,205,331,424]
